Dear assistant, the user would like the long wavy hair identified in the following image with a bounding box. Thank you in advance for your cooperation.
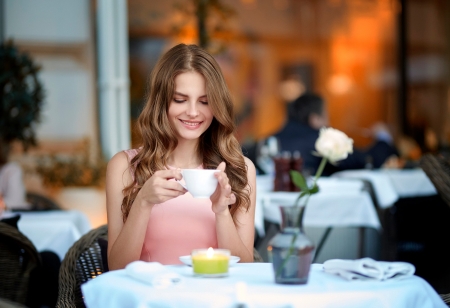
[121,44,249,222]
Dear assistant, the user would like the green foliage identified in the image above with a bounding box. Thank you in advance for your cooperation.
[35,140,107,189]
[35,154,107,189]
[290,170,320,197]
[0,40,44,150]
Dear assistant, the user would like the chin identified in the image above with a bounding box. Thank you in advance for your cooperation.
[178,132,205,141]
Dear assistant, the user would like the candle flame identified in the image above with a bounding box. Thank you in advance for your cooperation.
[207,247,214,258]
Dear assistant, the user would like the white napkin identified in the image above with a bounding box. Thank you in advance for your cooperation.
[323,258,415,281]
[125,261,182,289]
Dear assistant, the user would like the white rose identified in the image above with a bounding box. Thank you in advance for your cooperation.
[315,127,354,163]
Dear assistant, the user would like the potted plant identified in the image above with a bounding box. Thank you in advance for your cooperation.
[34,139,108,227]
[35,139,107,191]
[0,40,44,163]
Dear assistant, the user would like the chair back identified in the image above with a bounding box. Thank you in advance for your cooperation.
[57,224,108,308]
[420,153,450,207]
[253,248,264,262]
[0,222,41,304]
[26,192,61,210]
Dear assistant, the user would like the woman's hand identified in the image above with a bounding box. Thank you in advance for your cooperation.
[138,169,187,206]
[210,162,236,215]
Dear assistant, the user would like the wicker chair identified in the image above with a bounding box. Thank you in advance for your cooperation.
[420,153,450,306]
[26,191,61,210]
[420,153,450,208]
[0,222,42,305]
[253,247,264,262]
[57,224,108,308]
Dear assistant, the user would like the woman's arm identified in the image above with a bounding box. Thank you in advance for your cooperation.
[212,157,257,262]
[106,152,186,270]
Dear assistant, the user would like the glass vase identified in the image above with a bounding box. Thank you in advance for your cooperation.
[267,205,315,284]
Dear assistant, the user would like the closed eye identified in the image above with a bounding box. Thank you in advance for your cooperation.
[200,101,208,105]
[173,98,185,103]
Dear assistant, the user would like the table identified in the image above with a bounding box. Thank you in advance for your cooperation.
[256,176,380,230]
[1,210,92,260]
[255,176,381,261]
[81,263,446,308]
[332,169,437,208]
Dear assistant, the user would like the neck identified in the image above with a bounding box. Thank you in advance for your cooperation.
[168,139,202,169]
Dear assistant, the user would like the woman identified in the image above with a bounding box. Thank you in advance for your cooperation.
[0,143,29,211]
[106,44,256,270]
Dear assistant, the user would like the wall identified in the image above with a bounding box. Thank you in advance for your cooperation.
[127,0,450,152]
[4,0,98,153]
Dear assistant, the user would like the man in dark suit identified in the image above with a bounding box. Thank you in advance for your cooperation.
[274,93,398,176]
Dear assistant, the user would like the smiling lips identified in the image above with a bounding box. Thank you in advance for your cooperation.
[180,119,202,128]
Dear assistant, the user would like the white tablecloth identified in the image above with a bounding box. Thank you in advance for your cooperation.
[332,169,437,208]
[1,210,92,260]
[82,263,446,308]
[255,176,380,236]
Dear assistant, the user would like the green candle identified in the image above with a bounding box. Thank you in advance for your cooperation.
[192,248,230,277]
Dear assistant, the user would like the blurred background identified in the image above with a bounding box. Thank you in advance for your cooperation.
[1,0,449,225]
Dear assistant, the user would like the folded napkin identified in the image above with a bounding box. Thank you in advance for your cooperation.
[125,261,182,289]
[323,258,415,281]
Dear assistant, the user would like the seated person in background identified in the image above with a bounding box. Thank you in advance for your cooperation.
[383,135,420,169]
[0,144,30,211]
[273,92,399,176]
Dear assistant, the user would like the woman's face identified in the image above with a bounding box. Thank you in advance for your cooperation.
[168,71,214,142]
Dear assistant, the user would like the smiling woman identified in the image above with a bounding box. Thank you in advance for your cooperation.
[168,71,213,142]
[105,44,257,270]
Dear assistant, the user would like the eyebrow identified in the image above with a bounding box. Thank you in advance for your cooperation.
[174,91,207,99]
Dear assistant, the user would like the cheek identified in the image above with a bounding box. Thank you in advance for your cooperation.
[203,109,214,124]
[168,103,181,117]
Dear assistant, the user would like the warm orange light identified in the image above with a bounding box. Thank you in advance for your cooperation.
[328,74,352,95]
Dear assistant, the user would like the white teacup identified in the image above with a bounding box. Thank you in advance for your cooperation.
[182,169,219,198]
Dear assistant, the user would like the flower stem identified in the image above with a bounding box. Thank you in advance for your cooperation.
[314,157,327,183]
[275,157,328,279]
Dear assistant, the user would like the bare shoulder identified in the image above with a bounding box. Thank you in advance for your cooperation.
[106,151,132,187]
[243,157,256,176]
[108,151,129,169]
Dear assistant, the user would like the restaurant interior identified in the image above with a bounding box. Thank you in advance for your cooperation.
[1,0,450,307]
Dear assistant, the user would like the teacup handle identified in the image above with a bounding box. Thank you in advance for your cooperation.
[176,179,188,190]
[175,169,188,190]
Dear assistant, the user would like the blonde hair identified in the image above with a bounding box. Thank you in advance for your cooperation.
[122,44,249,221]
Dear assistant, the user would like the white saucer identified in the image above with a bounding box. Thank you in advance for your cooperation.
[179,255,240,267]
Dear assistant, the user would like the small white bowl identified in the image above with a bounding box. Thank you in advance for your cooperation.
[179,255,240,267]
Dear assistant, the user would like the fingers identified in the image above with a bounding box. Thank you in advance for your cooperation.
[228,192,236,205]
[166,180,188,193]
[152,169,187,194]
[215,169,229,191]
[213,162,236,205]
[216,161,226,171]
[155,169,183,181]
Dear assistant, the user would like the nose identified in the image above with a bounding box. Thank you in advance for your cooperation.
[186,101,199,117]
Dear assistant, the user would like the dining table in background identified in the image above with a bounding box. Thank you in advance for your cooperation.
[255,175,381,261]
[332,168,437,208]
[255,176,380,234]
[81,263,446,308]
[333,168,450,294]
[1,209,92,261]
[259,177,380,229]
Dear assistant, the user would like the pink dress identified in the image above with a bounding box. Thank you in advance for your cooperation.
[124,149,217,265]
